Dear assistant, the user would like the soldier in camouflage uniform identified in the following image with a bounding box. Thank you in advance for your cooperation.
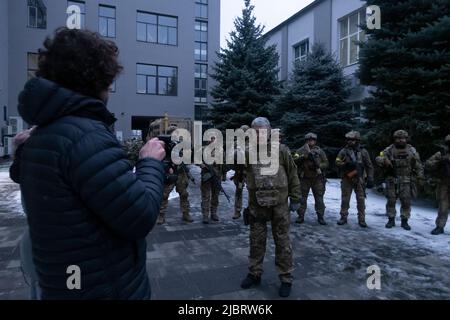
[335,131,374,228]
[240,117,301,298]
[157,126,193,225]
[376,130,424,230]
[292,133,329,225]
[157,166,193,225]
[425,135,450,235]
[200,136,226,224]
[232,125,250,219]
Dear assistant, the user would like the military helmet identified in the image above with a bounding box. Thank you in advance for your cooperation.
[345,131,361,140]
[240,125,250,132]
[445,135,450,143]
[305,133,317,140]
[393,130,408,139]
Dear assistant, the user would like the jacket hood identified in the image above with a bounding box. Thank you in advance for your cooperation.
[18,77,116,126]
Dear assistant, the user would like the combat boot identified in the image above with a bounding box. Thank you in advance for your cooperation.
[279,282,292,298]
[385,217,395,228]
[401,218,411,231]
[157,214,165,225]
[202,213,209,224]
[240,274,261,289]
[211,212,220,222]
[358,220,368,228]
[431,227,444,235]
[182,212,194,223]
[232,211,241,220]
[337,217,347,225]
[317,216,327,225]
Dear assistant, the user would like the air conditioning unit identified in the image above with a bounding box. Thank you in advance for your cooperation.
[3,137,14,156]
[9,116,24,135]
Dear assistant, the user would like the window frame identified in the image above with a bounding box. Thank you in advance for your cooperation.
[195,20,208,61]
[293,38,309,62]
[27,52,39,80]
[195,63,208,103]
[27,0,47,29]
[136,11,178,46]
[339,8,366,67]
[99,4,116,38]
[195,0,208,19]
[136,63,178,96]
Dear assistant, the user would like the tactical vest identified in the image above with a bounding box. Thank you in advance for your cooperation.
[298,146,321,179]
[246,148,288,207]
[390,146,415,178]
[344,147,365,178]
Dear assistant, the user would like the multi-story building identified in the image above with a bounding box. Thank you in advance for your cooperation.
[0,0,220,154]
[264,0,370,118]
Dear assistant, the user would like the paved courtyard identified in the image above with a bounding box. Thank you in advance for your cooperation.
[1,162,450,300]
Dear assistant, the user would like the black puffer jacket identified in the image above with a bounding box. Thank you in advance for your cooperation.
[17,77,165,300]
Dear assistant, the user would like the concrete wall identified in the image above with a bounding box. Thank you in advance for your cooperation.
[265,27,284,81]
[5,0,220,138]
[286,9,314,77]
[331,0,368,102]
[265,0,369,102]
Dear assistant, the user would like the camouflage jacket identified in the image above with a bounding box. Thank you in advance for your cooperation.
[199,146,225,183]
[293,144,329,179]
[375,144,424,181]
[336,146,374,180]
[425,149,450,183]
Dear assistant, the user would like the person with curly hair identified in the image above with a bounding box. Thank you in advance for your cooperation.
[15,27,167,300]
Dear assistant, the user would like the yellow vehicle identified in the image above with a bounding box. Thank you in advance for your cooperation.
[147,113,193,140]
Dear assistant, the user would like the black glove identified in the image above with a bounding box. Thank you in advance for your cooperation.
[366,178,374,189]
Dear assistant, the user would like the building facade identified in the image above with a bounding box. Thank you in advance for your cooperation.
[0,0,220,154]
[264,0,370,117]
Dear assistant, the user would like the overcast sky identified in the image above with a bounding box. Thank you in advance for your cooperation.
[220,0,315,49]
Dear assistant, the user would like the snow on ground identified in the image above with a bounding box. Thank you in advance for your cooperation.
[1,163,448,254]
[0,169,24,217]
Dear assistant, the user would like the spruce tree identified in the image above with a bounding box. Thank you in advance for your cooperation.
[273,43,353,156]
[209,0,280,130]
[359,0,450,157]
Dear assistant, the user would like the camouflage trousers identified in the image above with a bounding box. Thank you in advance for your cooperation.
[159,174,190,218]
[385,180,411,219]
[435,183,449,228]
[234,178,245,215]
[248,193,293,284]
[201,179,220,218]
[297,177,326,218]
[340,177,366,222]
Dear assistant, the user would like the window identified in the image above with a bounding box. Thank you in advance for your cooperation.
[195,105,209,121]
[27,0,47,29]
[195,20,208,61]
[293,39,309,62]
[195,64,207,103]
[137,64,177,96]
[67,1,86,29]
[195,0,208,19]
[339,8,366,67]
[137,11,177,45]
[99,5,116,38]
[27,53,38,80]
